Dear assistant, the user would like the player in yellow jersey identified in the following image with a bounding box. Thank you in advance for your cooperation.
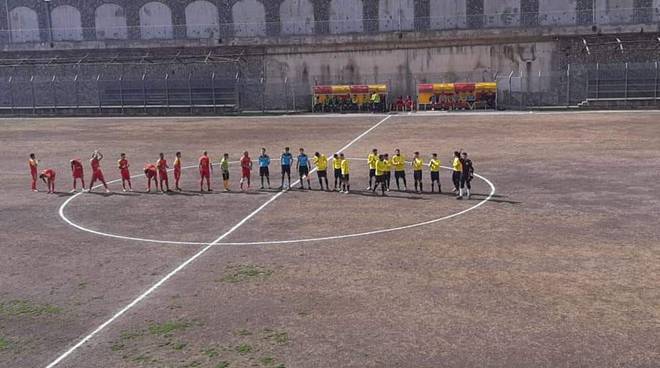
[452,150,464,198]
[391,148,407,191]
[371,154,387,195]
[340,153,350,194]
[429,153,442,193]
[412,151,424,193]
[332,153,343,191]
[383,153,391,192]
[366,148,378,190]
[313,152,329,191]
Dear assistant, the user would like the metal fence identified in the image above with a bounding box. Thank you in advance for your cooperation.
[1,61,658,114]
[496,62,660,109]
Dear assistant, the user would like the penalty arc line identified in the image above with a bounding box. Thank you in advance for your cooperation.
[44,114,392,368]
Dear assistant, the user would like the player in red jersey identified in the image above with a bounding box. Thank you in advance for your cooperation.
[156,153,170,193]
[118,153,132,192]
[173,151,182,191]
[28,153,38,192]
[39,168,56,194]
[88,150,110,193]
[240,151,252,191]
[144,163,158,192]
[70,158,85,192]
[198,151,212,192]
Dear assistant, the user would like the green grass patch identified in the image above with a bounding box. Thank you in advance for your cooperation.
[173,341,187,350]
[0,300,62,317]
[264,330,288,345]
[235,343,253,355]
[215,362,230,368]
[234,328,252,336]
[220,265,273,283]
[259,356,275,365]
[182,361,201,367]
[148,320,191,336]
[202,347,219,358]
[119,330,144,340]
[0,337,10,350]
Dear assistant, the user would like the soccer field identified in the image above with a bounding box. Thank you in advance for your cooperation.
[1,111,659,368]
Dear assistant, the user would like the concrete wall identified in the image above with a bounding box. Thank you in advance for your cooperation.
[430,0,467,29]
[95,4,128,40]
[2,0,660,45]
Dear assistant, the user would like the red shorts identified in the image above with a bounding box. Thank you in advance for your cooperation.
[174,169,181,180]
[200,170,210,178]
[242,168,251,178]
[120,169,130,180]
[92,169,105,182]
[158,171,168,180]
[72,169,83,179]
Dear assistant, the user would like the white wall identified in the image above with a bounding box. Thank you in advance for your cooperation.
[232,0,266,37]
[539,0,576,26]
[280,0,314,35]
[430,0,466,30]
[51,5,83,41]
[484,0,520,27]
[329,0,364,34]
[595,0,634,24]
[140,1,173,39]
[9,7,39,43]
[95,3,128,40]
[378,0,414,31]
[185,0,220,38]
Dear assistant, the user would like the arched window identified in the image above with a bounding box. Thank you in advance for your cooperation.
[232,0,266,37]
[185,1,220,38]
[280,0,314,35]
[329,0,363,34]
[139,1,173,39]
[378,0,414,31]
[9,7,40,42]
[51,5,83,41]
[95,3,128,40]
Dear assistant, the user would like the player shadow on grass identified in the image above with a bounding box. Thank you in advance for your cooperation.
[469,192,521,205]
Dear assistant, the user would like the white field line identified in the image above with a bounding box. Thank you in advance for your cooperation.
[60,160,494,246]
[45,115,392,368]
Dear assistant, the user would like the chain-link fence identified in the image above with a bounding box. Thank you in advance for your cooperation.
[1,61,658,114]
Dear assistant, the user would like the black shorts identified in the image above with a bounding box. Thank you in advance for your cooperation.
[281,165,291,175]
[395,170,406,179]
[299,166,309,176]
[222,171,229,180]
[259,167,269,177]
[414,170,422,181]
[317,170,327,178]
[375,175,385,183]
[384,172,391,180]
[334,168,342,178]
[342,174,349,181]
[369,168,376,178]
[431,171,440,181]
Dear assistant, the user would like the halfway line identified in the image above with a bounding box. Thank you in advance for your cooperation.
[44,114,393,368]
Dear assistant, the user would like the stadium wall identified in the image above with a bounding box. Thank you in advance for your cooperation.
[0,0,659,112]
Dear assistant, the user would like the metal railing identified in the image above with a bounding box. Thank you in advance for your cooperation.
[1,7,657,44]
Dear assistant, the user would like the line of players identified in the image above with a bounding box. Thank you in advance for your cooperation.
[27,148,474,199]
